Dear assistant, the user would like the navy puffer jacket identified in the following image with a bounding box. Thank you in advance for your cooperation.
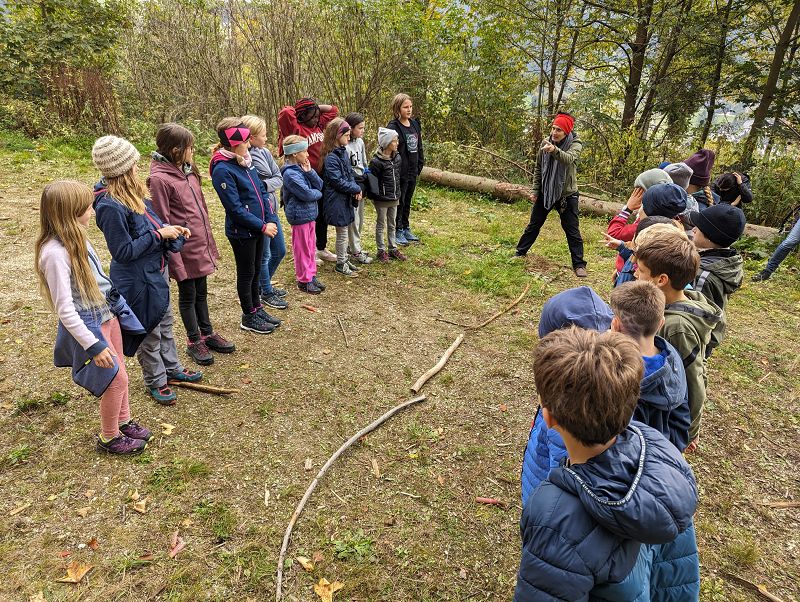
[210,153,278,239]
[515,423,699,601]
[281,164,323,226]
[322,146,361,227]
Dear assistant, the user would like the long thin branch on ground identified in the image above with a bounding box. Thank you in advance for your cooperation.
[721,572,787,602]
[166,381,239,395]
[410,334,465,394]
[434,283,531,332]
[275,395,427,601]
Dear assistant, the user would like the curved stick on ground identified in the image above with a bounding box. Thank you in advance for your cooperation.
[410,334,465,394]
[472,283,531,330]
[166,381,239,395]
[275,394,427,601]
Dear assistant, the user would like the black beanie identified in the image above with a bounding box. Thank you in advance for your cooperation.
[690,204,746,248]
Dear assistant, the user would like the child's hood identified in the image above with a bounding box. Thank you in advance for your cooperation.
[281,163,304,177]
[538,286,614,338]
[640,336,687,411]
[209,150,233,175]
[92,180,110,207]
[664,289,723,335]
[149,152,189,184]
[698,249,743,294]
[548,424,698,544]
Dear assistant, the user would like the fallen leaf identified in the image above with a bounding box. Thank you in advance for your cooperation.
[169,529,186,559]
[322,349,331,355]
[0,401,12,410]
[14,338,22,344]
[239,363,250,370]
[312,551,324,563]
[160,423,175,436]
[499,403,508,412]
[57,550,71,558]
[84,489,96,499]
[29,592,46,602]
[133,497,149,514]
[437,475,445,486]
[371,458,380,478]
[459,568,468,579]
[301,304,320,313]
[47,494,57,501]
[55,561,93,584]
[296,555,314,571]
[129,489,140,501]
[384,516,396,527]
[76,506,90,518]
[139,552,154,562]
[9,502,31,516]
[241,377,252,384]
[304,458,313,471]
[475,496,508,509]
[181,518,194,527]
[313,578,345,602]
[87,537,99,551]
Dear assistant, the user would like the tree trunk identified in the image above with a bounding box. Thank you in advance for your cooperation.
[764,17,800,160]
[621,0,654,130]
[739,0,800,167]
[698,0,734,147]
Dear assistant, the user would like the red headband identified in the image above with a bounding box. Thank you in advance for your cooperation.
[552,113,574,135]
[337,122,351,137]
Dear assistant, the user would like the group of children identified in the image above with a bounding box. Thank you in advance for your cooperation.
[34,94,425,454]
[516,151,752,598]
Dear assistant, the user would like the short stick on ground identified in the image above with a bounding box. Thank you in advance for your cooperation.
[410,334,465,394]
[336,315,350,347]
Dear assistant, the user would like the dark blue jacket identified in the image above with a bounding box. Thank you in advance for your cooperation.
[515,423,699,601]
[636,336,691,451]
[614,244,636,287]
[93,183,183,338]
[210,153,278,238]
[53,290,146,396]
[281,164,323,226]
[322,146,360,227]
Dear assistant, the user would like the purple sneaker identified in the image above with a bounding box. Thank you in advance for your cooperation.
[119,420,154,442]
[96,433,147,455]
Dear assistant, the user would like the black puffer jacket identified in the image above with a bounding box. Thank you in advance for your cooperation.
[368,152,401,206]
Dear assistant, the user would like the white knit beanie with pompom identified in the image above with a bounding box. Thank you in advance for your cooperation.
[92,135,140,178]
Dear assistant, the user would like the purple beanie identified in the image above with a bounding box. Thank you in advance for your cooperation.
[684,150,715,187]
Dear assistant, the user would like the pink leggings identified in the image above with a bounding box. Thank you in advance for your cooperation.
[100,318,130,439]
[291,221,317,283]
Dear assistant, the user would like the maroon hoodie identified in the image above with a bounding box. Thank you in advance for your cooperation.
[148,155,219,281]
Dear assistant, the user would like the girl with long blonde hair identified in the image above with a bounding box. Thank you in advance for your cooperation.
[36,180,152,454]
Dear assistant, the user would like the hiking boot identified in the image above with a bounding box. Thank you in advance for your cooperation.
[311,276,326,291]
[119,420,154,442]
[404,228,420,242]
[346,260,361,272]
[389,248,407,261]
[752,270,772,282]
[376,250,390,263]
[261,292,289,310]
[395,230,409,246]
[97,433,147,455]
[273,287,288,297]
[335,262,359,277]
[168,368,203,383]
[316,248,337,262]
[256,306,282,326]
[187,339,214,366]
[148,385,177,405]
[240,312,275,334]
[351,251,373,264]
[574,266,588,278]
[203,332,235,353]
[297,280,323,295]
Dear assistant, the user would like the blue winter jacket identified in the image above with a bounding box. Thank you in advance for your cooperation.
[53,290,146,396]
[614,245,636,287]
[210,153,278,238]
[521,287,614,505]
[515,423,699,602]
[281,164,323,226]
[93,183,183,341]
[322,146,361,227]
[637,336,691,451]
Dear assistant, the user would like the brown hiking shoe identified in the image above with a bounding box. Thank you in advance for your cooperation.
[574,266,588,278]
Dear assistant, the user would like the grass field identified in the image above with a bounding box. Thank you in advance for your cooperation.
[0,131,798,601]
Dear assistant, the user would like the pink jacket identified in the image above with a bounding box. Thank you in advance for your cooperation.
[148,157,219,281]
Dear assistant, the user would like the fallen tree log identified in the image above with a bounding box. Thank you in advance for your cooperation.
[419,166,778,241]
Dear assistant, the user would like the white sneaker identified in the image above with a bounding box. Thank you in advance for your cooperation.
[316,249,337,262]
[315,257,323,266]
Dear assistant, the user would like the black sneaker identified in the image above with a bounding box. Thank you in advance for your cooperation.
[240,312,275,334]
[261,292,289,310]
[311,276,326,291]
[187,339,214,366]
[256,306,282,326]
[273,288,288,297]
[298,280,323,295]
[752,270,772,282]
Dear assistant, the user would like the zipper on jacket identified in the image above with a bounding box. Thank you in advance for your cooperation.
[245,169,267,232]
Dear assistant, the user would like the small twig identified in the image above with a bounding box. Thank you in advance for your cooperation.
[396,491,422,499]
[721,572,787,602]
[167,381,239,395]
[275,395,427,601]
[758,500,800,509]
[472,283,531,330]
[336,315,350,347]
[411,334,466,393]
[458,144,535,178]
[433,317,471,328]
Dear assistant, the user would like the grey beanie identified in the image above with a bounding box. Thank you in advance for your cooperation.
[663,162,693,190]
[377,127,398,150]
[92,135,140,178]
[633,168,671,191]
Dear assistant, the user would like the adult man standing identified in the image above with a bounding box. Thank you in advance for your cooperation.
[278,98,339,262]
[513,113,587,277]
